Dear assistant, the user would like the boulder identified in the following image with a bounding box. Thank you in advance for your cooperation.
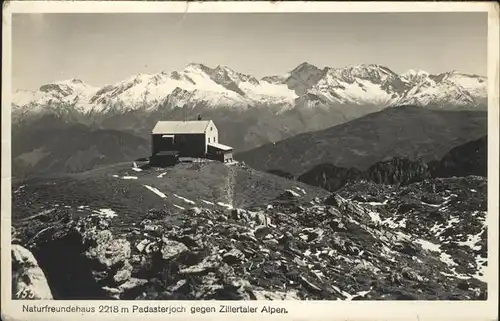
[113,262,133,285]
[189,207,203,215]
[179,255,221,276]
[324,193,342,207]
[421,193,445,205]
[300,228,325,242]
[247,211,269,226]
[12,245,53,300]
[277,190,302,201]
[328,218,346,231]
[136,239,150,253]
[84,233,131,269]
[231,208,247,220]
[161,239,189,260]
[254,225,271,239]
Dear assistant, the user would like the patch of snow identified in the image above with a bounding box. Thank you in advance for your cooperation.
[201,199,215,205]
[421,201,441,207]
[366,210,382,224]
[285,189,301,197]
[131,161,143,172]
[438,205,450,212]
[157,172,167,178]
[432,216,461,239]
[440,252,457,267]
[173,204,185,210]
[438,216,461,235]
[382,217,407,229]
[217,202,233,209]
[445,216,460,228]
[173,194,195,204]
[143,185,167,198]
[416,239,459,267]
[440,271,470,280]
[470,189,477,193]
[93,208,118,218]
[294,187,307,195]
[416,239,441,252]
[365,200,388,206]
[471,256,487,282]
[430,223,444,234]
[394,231,411,241]
[122,176,138,180]
[457,229,485,251]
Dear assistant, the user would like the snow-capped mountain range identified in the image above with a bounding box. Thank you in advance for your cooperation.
[12,62,487,116]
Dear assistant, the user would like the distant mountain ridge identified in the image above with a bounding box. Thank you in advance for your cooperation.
[13,63,487,116]
[235,106,487,174]
[272,135,487,193]
[11,63,488,156]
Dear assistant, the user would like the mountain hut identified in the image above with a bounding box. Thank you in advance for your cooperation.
[150,119,233,165]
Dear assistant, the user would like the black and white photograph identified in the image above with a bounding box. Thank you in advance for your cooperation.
[3,2,498,311]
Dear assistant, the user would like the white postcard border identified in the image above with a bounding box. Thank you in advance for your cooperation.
[1,2,499,321]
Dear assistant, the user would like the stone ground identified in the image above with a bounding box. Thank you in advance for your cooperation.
[11,168,487,301]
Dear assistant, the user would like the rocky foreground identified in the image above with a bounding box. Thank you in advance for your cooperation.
[12,176,487,300]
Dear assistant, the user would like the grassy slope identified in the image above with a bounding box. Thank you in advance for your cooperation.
[12,119,150,180]
[12,161,328,229]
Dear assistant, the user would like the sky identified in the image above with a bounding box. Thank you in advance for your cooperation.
[12,12,488,91]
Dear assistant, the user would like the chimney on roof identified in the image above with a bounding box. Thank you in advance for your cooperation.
[197,114,202,121]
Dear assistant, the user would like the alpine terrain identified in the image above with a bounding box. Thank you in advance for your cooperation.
[11,136,488,300]
[11,157,488,301]
[10,63,489,302]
